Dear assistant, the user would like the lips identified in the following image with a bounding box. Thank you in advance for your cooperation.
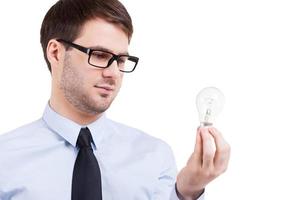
[95,85,114,91]
[94,85,114,95]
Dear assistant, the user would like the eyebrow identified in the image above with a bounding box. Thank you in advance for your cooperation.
[88,45,129,56]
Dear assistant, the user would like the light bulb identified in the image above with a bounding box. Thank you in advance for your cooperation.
[196,87,225,127]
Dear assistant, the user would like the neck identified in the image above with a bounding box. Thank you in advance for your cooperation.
[49,90,101,126]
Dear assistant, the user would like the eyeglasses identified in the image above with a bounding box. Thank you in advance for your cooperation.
[56,39,139,73]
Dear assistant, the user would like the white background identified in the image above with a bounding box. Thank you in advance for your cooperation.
[1,0,301,199]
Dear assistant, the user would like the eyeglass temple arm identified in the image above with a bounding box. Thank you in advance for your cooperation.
[57,39,90,54]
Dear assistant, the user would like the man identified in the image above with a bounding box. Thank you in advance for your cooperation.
[0,0,230,199]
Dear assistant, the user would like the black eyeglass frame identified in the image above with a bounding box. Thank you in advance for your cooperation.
[56,39,139,73]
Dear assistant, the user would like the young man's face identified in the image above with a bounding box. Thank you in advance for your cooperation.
[59,18,129,115]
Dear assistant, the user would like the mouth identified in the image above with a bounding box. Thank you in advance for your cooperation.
[94,85,114,95]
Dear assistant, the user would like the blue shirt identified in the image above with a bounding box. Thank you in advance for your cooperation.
[0,104,204,200]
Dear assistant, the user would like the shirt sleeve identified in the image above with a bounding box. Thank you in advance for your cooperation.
[170,184,205,200]
[152,140,205,200]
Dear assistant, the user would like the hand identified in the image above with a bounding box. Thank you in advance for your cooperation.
[176,127,231,200]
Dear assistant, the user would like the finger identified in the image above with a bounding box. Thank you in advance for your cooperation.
[208,127,231,172]
[201,127,215,169]
[194,127,202,154]
[193,127,203,164]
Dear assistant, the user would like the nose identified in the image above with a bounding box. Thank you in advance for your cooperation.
[102,60,120,78]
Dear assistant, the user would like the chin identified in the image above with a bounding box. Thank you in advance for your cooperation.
[91,93,116,110]
[95,99,112,111]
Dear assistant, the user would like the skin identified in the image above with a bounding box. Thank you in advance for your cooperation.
[47,18,126,125]
[46,18,231,199]
[176,127,231,199]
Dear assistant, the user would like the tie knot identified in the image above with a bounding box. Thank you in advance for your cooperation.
[76,127,93,149]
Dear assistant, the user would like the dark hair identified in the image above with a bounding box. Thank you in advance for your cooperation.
[40,0,133,72]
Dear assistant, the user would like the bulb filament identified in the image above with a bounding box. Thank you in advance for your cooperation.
[205,108,211,122]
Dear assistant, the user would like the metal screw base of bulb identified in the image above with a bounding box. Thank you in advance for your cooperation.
[199,122,213,127]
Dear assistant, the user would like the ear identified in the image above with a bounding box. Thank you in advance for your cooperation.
[46,39,65,72]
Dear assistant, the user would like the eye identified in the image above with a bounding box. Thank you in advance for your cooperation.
[91,51,111,60]
[117,57,127,65]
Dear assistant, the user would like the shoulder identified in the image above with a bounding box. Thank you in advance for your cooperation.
[0,118,46,149]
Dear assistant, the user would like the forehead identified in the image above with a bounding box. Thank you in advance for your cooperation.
[74,18,129,54]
